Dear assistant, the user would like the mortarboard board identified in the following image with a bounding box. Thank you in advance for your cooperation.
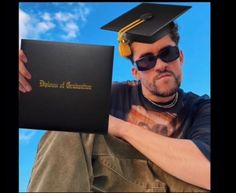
[101,3,191,57]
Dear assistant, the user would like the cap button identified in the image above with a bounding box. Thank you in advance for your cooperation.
[140,13,153,21]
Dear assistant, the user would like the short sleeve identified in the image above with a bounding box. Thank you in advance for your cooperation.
[186,98,211,161]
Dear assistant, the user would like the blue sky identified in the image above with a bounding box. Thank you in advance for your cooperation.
[19,2,210,192]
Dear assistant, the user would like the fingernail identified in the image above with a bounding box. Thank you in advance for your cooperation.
[27,74,32,79]
[23,56,28,63]
[26,85,32,92]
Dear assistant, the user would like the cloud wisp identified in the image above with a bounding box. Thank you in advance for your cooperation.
[19,3,91,44]
[19,129,37,143]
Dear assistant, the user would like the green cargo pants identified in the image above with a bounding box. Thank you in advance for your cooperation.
[27,131,209,192]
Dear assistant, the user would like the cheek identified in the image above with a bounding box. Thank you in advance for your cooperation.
[139,73,153,84]
[177,65,183,79]
[175,69,183,82]
[169,63,182,76]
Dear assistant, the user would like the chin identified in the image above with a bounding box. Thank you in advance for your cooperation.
[155,84,179,97]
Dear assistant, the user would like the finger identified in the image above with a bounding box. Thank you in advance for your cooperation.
[19,73,32,92]
[19,82,26,93]
[19,60,31,79]
[19,50,28,63]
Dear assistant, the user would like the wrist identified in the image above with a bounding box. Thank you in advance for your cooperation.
[117,119,128,138]
[118,120,138,140]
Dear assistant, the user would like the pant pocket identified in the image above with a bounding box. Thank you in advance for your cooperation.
[92,155,167,192]
[149,162,209,192]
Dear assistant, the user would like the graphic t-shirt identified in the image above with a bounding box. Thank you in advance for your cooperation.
[110,80,210,161]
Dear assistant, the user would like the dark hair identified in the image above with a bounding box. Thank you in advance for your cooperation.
[127,22,180,63]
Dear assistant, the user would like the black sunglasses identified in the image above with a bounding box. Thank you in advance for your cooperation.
[135,46,180,71]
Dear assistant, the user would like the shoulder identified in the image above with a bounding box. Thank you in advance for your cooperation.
[182,91,210,112]
[111,80,139,95]
[181,92,211,160]
[112,80,140,89]
[181,91,211,131]
[110,80,140,116]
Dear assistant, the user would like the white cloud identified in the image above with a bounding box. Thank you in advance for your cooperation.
[66,22,79,31]
[55,12,77,22]
[19,129,36,142]
[42,12,52,21]
[52,3,90,40]
[19,9,56,47]
[62,22,79,39]
[19,3,91,42]
[77,3,90,22]
[36,21,55,33]
[19,8,30,45]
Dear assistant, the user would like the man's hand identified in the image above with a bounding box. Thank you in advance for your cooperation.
[19,50,32,93]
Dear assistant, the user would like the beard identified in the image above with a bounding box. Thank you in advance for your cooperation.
[141,70,181,97]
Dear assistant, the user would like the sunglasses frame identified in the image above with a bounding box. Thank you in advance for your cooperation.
[134,45,180,71]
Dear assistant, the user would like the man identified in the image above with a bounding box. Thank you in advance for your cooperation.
[19,3,210,192]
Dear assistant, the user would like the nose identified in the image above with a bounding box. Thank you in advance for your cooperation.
[153,58,168,72]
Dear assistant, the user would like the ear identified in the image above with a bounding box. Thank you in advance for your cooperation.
[179,50,184,66]
[131,67,140,80]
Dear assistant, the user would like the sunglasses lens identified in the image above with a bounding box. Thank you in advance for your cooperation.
[159,46,179,63]
[135,46,180,71]
[136,55,157,71]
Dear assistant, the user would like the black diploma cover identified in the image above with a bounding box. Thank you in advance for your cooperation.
[19,39,114,133]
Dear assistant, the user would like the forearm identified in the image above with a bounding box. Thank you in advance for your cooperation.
[118,120,210,190]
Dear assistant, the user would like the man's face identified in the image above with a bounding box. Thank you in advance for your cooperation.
[131,34,184,97]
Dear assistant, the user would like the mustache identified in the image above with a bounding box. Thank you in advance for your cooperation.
[154,70,177,80]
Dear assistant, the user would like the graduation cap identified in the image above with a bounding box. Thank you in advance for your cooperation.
[101,3,191,57]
